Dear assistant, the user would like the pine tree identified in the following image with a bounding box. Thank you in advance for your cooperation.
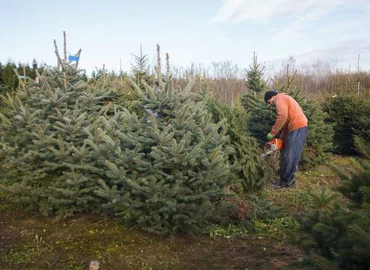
[0,60,46,96]
[297,138,370,269]
[323,93,370,155]
[241,90,276,145]
[245,52,266,94]
[0,36,110,218]
[130,44,154,89]
[0,61,18,93]
[198,86,273,192]
[92,47,237,234]
[240,51,274,145]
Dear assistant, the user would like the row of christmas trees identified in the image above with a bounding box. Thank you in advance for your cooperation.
[0,43,273,235]
[0,38,335,234]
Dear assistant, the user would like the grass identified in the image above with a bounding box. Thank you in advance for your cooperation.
[0,155,351,270]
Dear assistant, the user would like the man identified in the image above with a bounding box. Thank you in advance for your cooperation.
[264,90,308,189]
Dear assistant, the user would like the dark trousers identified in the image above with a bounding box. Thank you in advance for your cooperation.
[280,126,308,186]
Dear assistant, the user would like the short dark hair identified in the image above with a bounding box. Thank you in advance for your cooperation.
[264,91,278,103]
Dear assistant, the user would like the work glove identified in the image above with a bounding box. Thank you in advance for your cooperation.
[266,132,275,140]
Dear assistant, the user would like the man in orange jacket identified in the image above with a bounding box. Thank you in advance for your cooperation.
[264,90,308,189]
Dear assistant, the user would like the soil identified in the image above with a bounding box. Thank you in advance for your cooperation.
[0,198,309,270]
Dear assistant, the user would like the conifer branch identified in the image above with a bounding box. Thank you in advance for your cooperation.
[166,53,173,94]
[0,183,14,192]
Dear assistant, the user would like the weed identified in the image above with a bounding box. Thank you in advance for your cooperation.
[209,224,249,239]
[33,234,53,255]
[252,217,299,240]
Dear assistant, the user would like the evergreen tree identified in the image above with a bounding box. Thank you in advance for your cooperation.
[323,93,370,155]
[240,52,272,145]
[245,52,266,94]
[130,45,154,89]
[0,59,46,96]
[198,86,273,192]
[241,52,267,124]
[0,60,110,218]
[91,51,237,234]
[297,138,370,269]
[241,90,276,144]
[0,61,18,93]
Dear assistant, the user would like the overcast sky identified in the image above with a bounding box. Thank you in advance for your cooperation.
[1,0,369,76]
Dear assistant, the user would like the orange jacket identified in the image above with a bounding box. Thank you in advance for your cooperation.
[270,93,308,137]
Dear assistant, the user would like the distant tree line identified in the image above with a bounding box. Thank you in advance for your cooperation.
[0,59,46,95]
[1,56,369,103]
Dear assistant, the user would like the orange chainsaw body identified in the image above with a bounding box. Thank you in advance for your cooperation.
[261,138,284,157]
[266,138,284,151]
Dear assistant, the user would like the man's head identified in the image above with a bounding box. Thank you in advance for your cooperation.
[264,91,278,105]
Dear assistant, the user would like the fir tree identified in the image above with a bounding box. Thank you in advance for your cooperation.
[240,52,273,146]
[241,90,276,145]
[198,86,273,192]
[92,47,237,234]
[0,61,18,93]
[130,44,154,89]
[244,52,266,94]
[323,93,370,155]
[297,138,370,269]
[0,36,110,218]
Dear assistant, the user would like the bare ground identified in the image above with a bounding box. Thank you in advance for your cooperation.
[0,199,310,270]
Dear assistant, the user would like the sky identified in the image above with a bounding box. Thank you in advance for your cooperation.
[1,0,370,77]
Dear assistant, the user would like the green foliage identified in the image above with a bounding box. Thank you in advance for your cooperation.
[199,88,273,192]
[240,91,282,172]
[323,93,370,155]
[245,52,266,93]
[0,48,244,235]
[331,157,370,207]
[241,90,276,145]
[0,64,109,218]
[130,46,154,89]
[87,69,140,115]
[240,51,270,145]
[88,75,238,235]
[0,59,45,96]
[209,224,249,239]
[252,216,299,240]
[0,61,18,93]
[297,139,370,269]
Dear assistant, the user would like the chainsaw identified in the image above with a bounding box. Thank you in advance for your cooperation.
[261,138,284,157]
